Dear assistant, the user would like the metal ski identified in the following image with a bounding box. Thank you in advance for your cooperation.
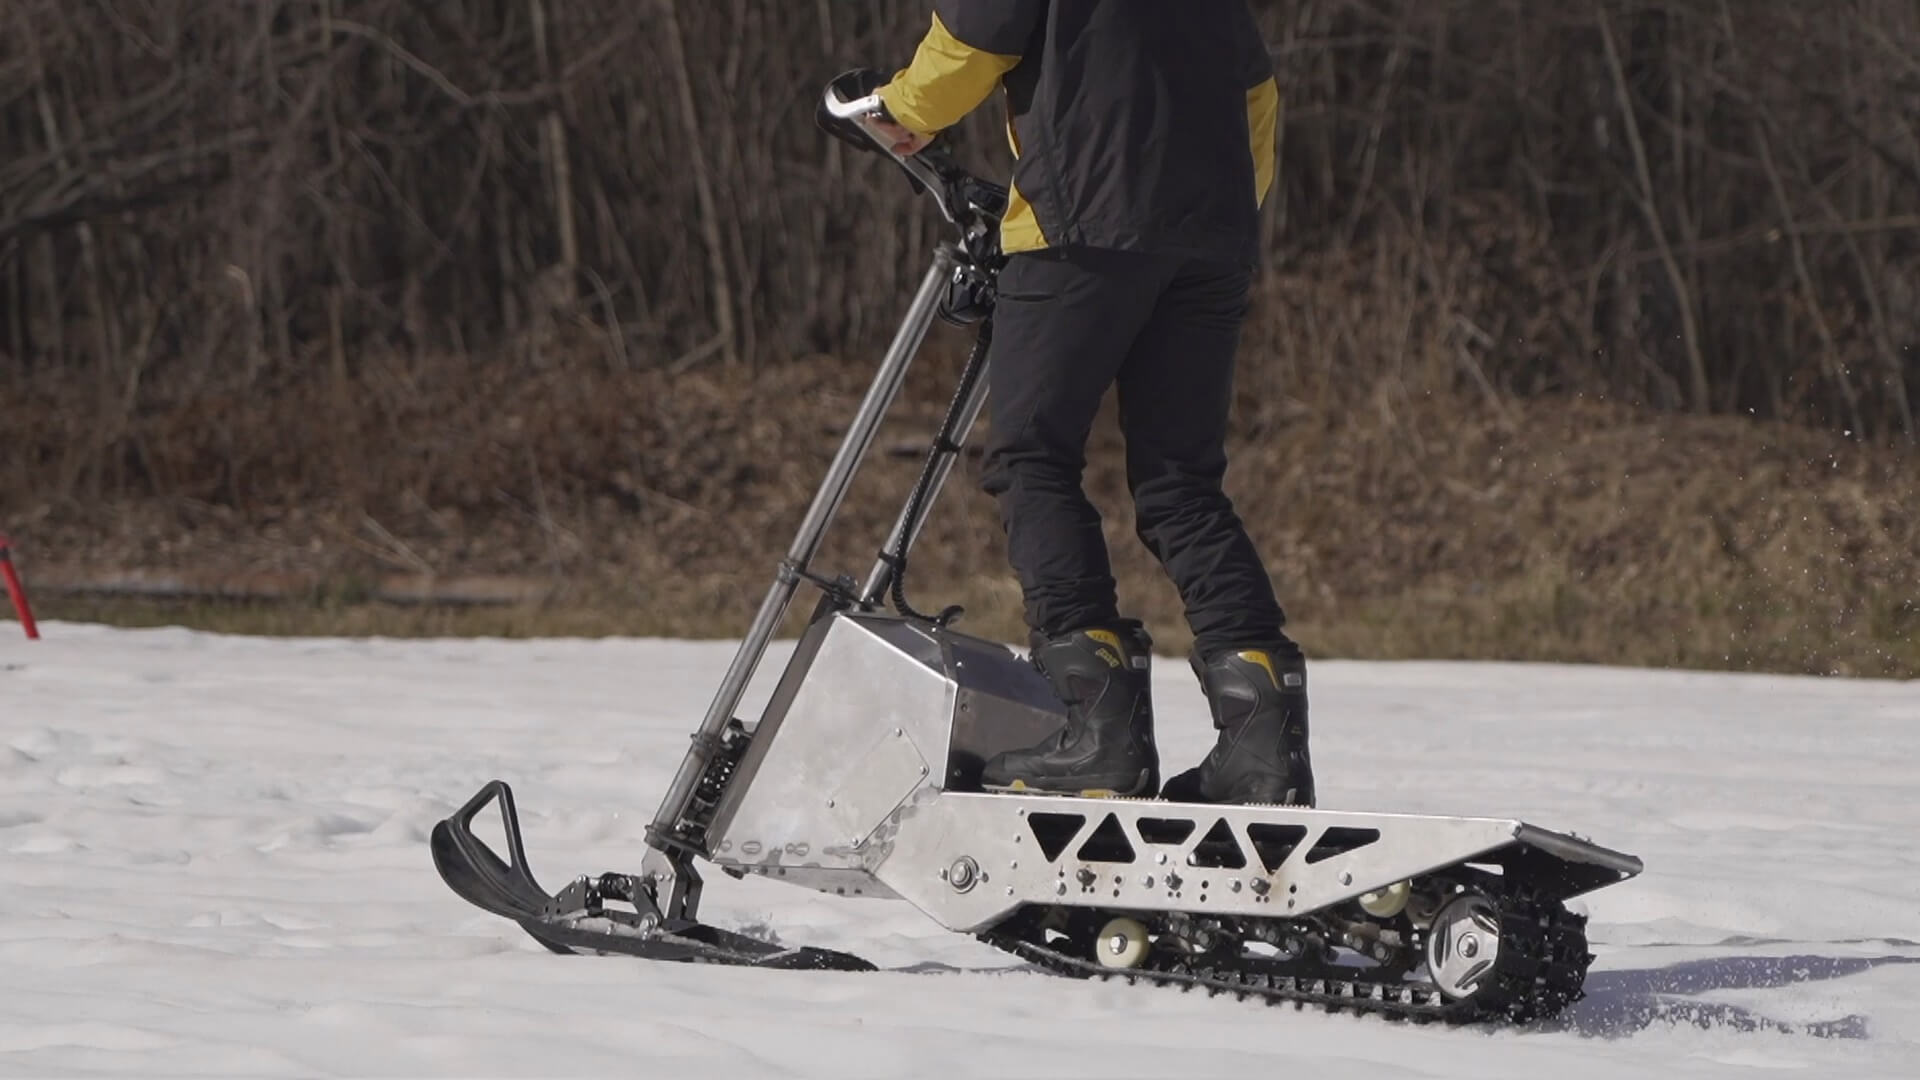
[431,780,871,969]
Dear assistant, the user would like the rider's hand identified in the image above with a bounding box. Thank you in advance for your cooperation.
[871,116,933,156]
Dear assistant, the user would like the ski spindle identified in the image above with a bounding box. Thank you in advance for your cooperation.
[0,534,38,641]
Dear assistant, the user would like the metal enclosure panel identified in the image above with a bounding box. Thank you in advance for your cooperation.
[828,725,930,846]
[939,632,1067,788]
[702,613,838,844]
[708,613,1068,836]
[706,611,1069,898]
[708,615,952,878]
[842,617,1067,787]
[826,616,971,779]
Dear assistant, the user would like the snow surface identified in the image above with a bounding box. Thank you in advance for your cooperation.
[3,621,1918,1077]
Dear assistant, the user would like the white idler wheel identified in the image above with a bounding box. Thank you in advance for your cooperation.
[1094,916,1151,970]
[1425,892,1502,1001]
[1358,880,1412,918]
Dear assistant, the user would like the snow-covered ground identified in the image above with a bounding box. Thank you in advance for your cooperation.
[3,621,1918,1077]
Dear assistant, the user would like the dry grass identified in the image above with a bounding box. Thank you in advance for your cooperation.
[8,355,1915,678]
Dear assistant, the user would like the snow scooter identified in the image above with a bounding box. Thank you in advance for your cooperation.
[430,71,1645,1025]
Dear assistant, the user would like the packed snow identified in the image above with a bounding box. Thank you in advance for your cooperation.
[3,621,1918,1077]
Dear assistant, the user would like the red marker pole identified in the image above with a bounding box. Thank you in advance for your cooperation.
[0,534,39,640]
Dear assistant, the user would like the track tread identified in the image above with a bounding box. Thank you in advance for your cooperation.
[978,890,1592,1026]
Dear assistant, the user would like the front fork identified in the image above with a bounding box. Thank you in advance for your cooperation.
[639,247,962,919]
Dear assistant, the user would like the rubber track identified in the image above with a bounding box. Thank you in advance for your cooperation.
[977,893,1595,1026]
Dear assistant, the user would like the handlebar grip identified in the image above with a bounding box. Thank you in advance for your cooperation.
[816,68,894,154]
[816,68,983,222]
[822,91,884,122]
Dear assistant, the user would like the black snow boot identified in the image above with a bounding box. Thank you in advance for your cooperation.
[981,624,1159,797]
[1161,645,1315,807]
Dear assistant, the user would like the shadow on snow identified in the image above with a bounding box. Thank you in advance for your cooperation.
[1548,952,1920,1040]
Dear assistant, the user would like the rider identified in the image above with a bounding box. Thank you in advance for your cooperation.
[870,2,1314,807]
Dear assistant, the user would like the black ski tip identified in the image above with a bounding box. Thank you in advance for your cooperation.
[759,947,880,972]
[431,781,553,922]
[430,780,880,973]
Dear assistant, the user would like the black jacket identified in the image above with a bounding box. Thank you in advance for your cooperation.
[878,1,1279,265]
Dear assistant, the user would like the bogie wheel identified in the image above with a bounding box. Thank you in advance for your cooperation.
[1425,892,1501,1002]
[1094,916,1151,970]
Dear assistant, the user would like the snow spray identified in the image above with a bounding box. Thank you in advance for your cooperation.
[0,534,39,640]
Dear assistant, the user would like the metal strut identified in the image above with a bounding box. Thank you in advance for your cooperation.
[862,315,995,620]
[644,246,957,878]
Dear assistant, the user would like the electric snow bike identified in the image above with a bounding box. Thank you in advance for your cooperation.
[430,72,1644,1026]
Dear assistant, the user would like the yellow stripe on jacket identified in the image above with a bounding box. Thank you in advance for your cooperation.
[878,12,1281,254]
[1247,76,1280,209]
[877,13,1020,136]
[876,12,1050,254]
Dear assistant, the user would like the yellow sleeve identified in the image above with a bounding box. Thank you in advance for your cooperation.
[1247,76,1280,209]
[876,13,1023,137]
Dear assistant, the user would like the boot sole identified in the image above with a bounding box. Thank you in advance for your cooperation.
[1159,777,1316,808]
[980,770,1157,800]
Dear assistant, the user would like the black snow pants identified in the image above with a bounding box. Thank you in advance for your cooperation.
[979,245,1289,660]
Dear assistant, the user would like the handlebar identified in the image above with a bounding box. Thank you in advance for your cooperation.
[821,90,887,124]
[815,70,1008,251]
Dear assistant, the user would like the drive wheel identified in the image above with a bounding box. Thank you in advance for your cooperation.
[1425,892,1501,1002]
[1094,916,1151,970]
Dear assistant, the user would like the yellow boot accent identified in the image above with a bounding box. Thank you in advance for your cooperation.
[1238,649,1281,690]
[1086,629,1124,668]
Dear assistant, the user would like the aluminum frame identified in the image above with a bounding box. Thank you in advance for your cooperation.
[709,610,1643,933]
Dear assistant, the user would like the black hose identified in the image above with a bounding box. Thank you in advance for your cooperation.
[887,317,993,626]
